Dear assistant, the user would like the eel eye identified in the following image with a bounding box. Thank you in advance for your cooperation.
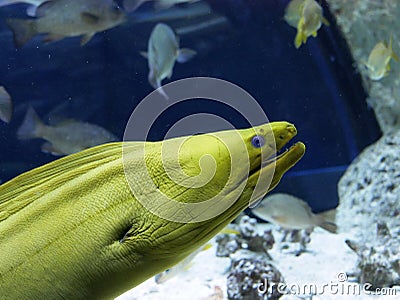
[251,135,265,148]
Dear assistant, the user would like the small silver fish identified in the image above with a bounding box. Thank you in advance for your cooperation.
[0,0,50,16]
[284,0,303,28]
[251,193,337,233]
[365,35,399,80]
[0,86,12,123]
[131,1,211,25]
[6,0,126,48]
[124,0,200,12]
[17,107,118,156]
[142,22,196,99]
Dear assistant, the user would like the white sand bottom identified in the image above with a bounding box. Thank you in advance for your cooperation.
[117,226,399,300]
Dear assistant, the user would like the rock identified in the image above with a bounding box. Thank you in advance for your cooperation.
[238,215,258,238]
[215,234,240,257]
[337,133,400,234]
[345,222,400,289]
[338,132,400,287]
[215,216,275,257]
[326,0,400,134]
[279,228,313,256]
[227,252,284,300]
[245,229,274,253]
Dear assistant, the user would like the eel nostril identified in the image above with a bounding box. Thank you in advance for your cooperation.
[287,125,297,135]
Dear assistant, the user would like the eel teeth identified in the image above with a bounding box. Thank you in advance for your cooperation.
[262,146,291,166]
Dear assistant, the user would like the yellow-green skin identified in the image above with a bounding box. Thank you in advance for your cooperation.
[0,122,305,299]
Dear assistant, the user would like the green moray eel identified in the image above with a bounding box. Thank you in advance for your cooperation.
[0,122,305,299]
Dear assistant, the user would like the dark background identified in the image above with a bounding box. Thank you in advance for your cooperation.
[0,0,380,212]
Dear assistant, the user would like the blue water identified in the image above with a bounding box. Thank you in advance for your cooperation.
[0,0,380,211]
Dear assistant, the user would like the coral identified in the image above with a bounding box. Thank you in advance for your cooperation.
[227,252,284,300]
[216,216,274,257]
[216,217,282,299]
[239,215,258,238]
[215,234,240,257]
[239,216,275,254]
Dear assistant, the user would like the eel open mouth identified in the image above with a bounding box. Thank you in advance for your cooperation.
[275,141,305,164]
[249,141,306,207]
[262,145,292,166]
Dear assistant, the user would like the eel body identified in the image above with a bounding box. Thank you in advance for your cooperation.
[0,122,305,299]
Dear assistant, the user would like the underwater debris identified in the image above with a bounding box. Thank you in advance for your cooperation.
[345,222,400,289]
[227,252,284,300]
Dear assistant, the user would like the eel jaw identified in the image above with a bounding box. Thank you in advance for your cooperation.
[249,141,306,205]
[268,141,305,191]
